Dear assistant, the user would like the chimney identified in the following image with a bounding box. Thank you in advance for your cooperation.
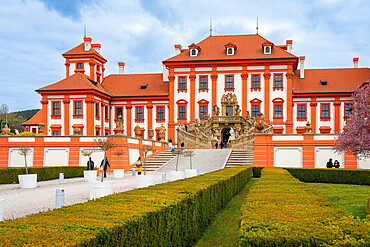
[91,44,101,53]
[84,37,92,52]
[300,56,305,79]
[353,57,359,68]
[174,44,182,55]
[163,65,169,82]
[118,62,125,74]
[286,40,293,53]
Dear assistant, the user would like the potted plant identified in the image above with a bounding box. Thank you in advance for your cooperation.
[89,137,117,199]
[17,144,37,188]
[81,148,97,181]
[113,149,125,178]
[136,144,156,188]
[183,149,197,178]
[170,148,185,181]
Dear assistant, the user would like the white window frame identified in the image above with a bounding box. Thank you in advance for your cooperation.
[190,49,198,57]
[226,47,234,56]
[264,46,272,54]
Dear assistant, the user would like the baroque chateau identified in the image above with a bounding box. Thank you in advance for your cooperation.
[24,34,370,143]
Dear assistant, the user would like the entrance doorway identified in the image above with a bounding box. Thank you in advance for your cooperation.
[222,128,231,145]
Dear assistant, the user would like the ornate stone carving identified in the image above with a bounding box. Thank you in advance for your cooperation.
[213,104,220,116]
[189,74,196,80]
[286,72,294,79]
[305,121,312,133]
[210,74,218,80]
[148,128,154,139]
[134,125,141,137]
[241,73,249,80]
[234,104,241,116]
[73,125,80,135]
[255,112,265,132]
[263,72,271,80]
[2,124,10,135]
[159,124,166,140]
[168,75,175,81]
[115,115,124,135]
[38,121,45,135]
[246,110,251,120]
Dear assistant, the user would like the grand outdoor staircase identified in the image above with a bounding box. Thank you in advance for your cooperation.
[141,150,176,172]
[225,149,254,167]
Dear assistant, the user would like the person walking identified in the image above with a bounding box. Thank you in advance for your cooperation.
[136,157,143,175]
[100,156,110,178]
[87,157,94,170]
[215,142,218,149]
[171,144,176,154]
[180,142,184,151]
[334,160,340,168]
[168,138,173,150]
[220,140,223,149]
[326,158,333,168]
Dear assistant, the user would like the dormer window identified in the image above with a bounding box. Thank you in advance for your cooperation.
[320,80,327,86]
[262,42,273,55]
[188,43,201,57]
[225,42,237,56]
[190,49,198,57]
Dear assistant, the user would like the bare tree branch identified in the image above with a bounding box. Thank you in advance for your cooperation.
[18,144,32,175]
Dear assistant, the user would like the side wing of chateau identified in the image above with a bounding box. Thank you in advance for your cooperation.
[24,34,370,143]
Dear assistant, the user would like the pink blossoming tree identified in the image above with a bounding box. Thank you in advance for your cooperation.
[334,83,370,159]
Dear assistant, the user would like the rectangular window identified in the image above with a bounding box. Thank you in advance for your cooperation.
[53,102,60,116]
[105,106,108,119]
[53,131,60,136]
[136,107,143,120]
[225,75,234,89]
[96,130,99,135]
[179,77,186,90]
[321,104,329,118]
[200,106,207,119]
[95,103,99,117]
[252,105,260,118]
[345,103,352,118]
[252,75,260,88]
[226,106,233,116]
[274,105,282,118]
[77,63,83,69]
[274,74,282,88]
[75,101,82,115]
[157,106,164,119]
[200,76,208,89]
[298,105,306,118]
[179,106,186,119]
[116,107,122,119]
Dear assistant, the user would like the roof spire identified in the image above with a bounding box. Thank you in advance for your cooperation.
[84,24,86,38]
[256,17,258,35]
[210,18,213,36]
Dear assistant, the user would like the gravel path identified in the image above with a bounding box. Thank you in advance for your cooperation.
[0,149,231,221]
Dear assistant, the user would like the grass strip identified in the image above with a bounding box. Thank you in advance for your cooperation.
[308,182,370,218]
[194,178,258,247]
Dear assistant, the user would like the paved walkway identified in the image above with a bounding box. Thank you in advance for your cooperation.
[0,149,231,221]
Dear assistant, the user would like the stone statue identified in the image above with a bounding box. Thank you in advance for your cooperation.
[235,105,241,116]
[116,115,124,134]
[255,112,265,132]
[229,128,235,140]
[213,104,220,116]
[245,110,250,120]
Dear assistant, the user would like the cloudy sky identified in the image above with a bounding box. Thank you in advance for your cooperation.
[0,0,369,111]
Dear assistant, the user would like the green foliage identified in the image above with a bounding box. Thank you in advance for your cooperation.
[252,167,264,178]
[17,131,37,136]
[239,168,370,246]
[0,167,85,184]
[285,168,370,185]
[367,196,370,216]
[0,167,251,246]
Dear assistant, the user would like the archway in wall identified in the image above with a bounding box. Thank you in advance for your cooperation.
[222,128,231,144]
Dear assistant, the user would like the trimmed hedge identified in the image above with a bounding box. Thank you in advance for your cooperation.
[252,167,264,178]
[0,167,86,184]
[285,168,370,185]
[0,167,251,246]
[240,168,370,246]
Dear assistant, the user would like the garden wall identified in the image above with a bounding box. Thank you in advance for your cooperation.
[254,134,370,169]
[0,135,165,172]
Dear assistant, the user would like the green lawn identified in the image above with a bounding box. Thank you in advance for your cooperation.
[308,183,370,218]
[193,178,258,247]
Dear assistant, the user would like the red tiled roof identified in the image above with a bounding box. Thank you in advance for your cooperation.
[293,68,370,94]
[36,73,111,96]
[164,34,297,62]
[102,74,168,97]
[63,43,107,62]
[22,110,42,126]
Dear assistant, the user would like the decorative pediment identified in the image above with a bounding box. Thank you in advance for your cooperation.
[188,43,201,51]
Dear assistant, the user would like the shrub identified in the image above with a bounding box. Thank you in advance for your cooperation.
[0,166,85,184]
[0,167,251,246]
[252,167,264,178]
[239,168,370,246]
[285,168,370,185]
[17,131,37,136]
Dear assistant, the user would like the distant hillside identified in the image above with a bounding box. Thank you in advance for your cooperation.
[0,109,40,132]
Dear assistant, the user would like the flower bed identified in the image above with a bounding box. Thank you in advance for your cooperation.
[0,167,85,184]
[0,167,251,246]
[239,168,370,246]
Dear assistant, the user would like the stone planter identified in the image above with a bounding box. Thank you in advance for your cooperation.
[89,181,113,200]
[185,169,198,178]
[170,171,184,181]
[113,169,125,179]
[84,170,97,182]
[136,174,154,188]
[18,174,37,189]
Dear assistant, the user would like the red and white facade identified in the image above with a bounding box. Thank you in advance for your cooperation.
[26,34,369,144]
